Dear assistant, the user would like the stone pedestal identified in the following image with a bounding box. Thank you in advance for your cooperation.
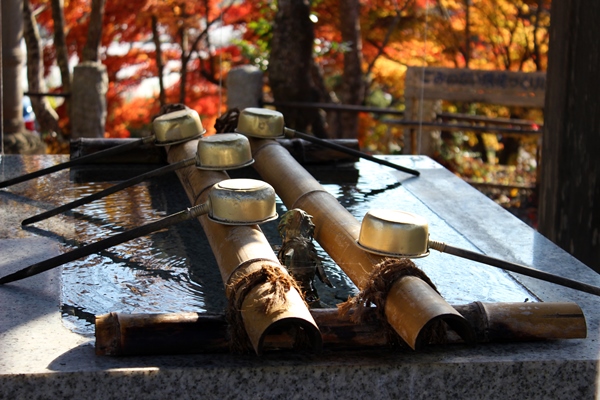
[226,65,263,110]
[1,154,599,399]
[71,62,108,139]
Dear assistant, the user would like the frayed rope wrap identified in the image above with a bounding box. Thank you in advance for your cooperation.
[338,258,447,347]
[226,262,306,353]
[214,108,240,133]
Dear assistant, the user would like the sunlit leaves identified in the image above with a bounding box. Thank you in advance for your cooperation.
[31,0,550,141]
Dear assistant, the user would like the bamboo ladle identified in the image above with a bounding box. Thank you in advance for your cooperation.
[0,108,205,189]
[0,178,278,285]
[357,209,600,297]
[235,107,420,176]
[21,133,254,226]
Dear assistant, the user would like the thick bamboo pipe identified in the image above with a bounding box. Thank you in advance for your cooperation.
[165,140,321,355]
[249,139,474,350]
[94,302,586,356]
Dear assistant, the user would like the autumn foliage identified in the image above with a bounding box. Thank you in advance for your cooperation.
[29,0,550,142]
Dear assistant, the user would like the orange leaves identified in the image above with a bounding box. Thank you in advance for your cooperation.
[105,91,158,139]
[31,0,551,147]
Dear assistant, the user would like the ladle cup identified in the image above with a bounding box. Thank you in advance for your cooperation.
[235,107,420,176]
[0,108,205,190]
[357,209,600,297]
[21,133,253,226]
[1,178,277,285]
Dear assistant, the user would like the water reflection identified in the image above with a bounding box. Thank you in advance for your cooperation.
[56,172,222,335]
[45,160,535,336]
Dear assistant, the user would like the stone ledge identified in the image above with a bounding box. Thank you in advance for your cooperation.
[1,154,598,399]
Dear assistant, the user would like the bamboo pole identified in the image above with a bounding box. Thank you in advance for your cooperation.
[165,140,321,355]
[95,302,586,356]
[249,139,474,350]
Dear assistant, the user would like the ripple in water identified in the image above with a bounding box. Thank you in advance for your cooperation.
[60,172,224,336]
[60,164,534,336]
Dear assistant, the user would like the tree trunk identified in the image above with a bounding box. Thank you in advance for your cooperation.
[1,0,45,154]
[82,0,106,62]
[1,0,25,135]
[538,0,600,272]
[70,0,107,139]
[151,15,166,106]
[22,0,60,135]
[338,0,365,139]
[178,25,188,104]
[50,0,71,127]
[269,0,327,138]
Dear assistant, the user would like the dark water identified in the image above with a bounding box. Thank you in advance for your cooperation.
[47,160,534,336]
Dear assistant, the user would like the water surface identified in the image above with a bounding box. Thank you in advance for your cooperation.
[15,159,534,336]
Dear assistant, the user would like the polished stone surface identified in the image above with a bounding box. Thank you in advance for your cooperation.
[1,154,599,399]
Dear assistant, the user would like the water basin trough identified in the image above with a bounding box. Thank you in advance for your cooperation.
[0,148,599,399]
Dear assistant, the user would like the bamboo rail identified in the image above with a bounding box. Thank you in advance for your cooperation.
[165,140,321,355]
[95,301,586,356]
[248,138,474,350]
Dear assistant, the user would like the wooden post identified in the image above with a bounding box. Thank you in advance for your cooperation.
[538,0,600,272]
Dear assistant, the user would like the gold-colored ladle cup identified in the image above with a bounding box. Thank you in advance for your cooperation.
[0,108,206,190]
[357,209,600,297]
[3,179,277,285]
[235,107,420,176]
[22,133,254,226]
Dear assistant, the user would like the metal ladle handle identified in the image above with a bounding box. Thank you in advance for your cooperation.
[0,136,155,189]
[283,128,420,177]
[0,202,210,285]
[428,239,600,297]
[21,157,197,226]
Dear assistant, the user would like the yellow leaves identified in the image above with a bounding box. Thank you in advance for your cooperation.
[371,59,407,98]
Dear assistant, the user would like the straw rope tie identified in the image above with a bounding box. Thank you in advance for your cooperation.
[214,108,240,133]
[338,258,447,347]
[226,262,305,353]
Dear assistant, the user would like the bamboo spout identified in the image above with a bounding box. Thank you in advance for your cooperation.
[249,139,474,350]
[165,140,321,355]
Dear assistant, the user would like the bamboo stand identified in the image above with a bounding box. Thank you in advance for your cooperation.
[164,140,321,355]
[95,301,586,356]
[249,139,474,350]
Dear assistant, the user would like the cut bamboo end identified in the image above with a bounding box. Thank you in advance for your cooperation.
[95,312,121,356]
[385,276,474,350]
[226,260,322,354]
[240,277,322,354]
[476,301,587,341]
